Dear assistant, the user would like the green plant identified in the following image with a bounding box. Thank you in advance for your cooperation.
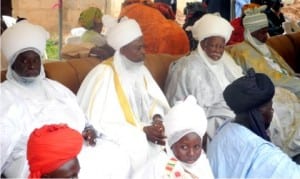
[46,39,59,60]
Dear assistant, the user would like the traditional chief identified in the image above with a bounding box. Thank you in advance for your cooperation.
[0,20,87,177]
[77,16,170,174]
[165,13,244,142]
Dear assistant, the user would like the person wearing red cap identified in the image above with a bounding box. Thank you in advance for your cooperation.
[27,124,83,178]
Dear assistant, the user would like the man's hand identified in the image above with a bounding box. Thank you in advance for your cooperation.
[82,125,97,146]
[143,114,166,145]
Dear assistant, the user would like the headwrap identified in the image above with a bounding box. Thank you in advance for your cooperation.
[243,5,268,33]
[187,13,233,43]
[1,21,49,82]
[164,95,207,147]
[223,68,275,141]
[78,7,103,30]
[1,20,49,64]
[27,124,83,178]
[106,16,142,50]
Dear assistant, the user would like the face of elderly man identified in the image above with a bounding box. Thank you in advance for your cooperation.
[171,132,202,164]
[12,50,41,77]
[200,36,226,61]
[251,27,269,43]
[120,36,145,63]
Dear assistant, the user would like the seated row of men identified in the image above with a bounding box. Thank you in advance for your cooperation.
[1,3,300,179]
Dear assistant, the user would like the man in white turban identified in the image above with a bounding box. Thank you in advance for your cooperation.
[133,95,214,179]
[165,13,244,144]
[0,21,88,177]
[1,20,133,178]
[77,16,170,174]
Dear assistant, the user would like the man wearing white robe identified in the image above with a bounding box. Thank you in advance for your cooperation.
[77,16,170,173]
[0,21,86,177]
[165,14,243,141]
[1,20,133,178]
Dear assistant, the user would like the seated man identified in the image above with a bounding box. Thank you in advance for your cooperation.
[227,6,300,97]
[77,17,170,175]
[119,0,190,55]
[165,13,244,142]
[78,7,106,47]
[0,20,96,177]
[207,68,300,178]
[27,124,83,178]
[134,95,214,178]
[64,7,114,60]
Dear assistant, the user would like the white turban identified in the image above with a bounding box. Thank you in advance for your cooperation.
[1,21,49,64]
[188,13,233,43]
[106,17,142,50]
[164,95,207,147]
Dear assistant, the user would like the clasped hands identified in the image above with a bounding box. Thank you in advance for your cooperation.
[143,114,166,145]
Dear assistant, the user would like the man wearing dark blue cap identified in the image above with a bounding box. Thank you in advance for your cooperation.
[207,68,300,178]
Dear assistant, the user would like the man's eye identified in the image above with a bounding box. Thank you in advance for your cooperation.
[181,145,188,150]
[194,144,201,149]
[22,59,29,64]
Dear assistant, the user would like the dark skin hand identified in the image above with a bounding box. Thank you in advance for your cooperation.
[82,125,98,146]
[143,114,166,145]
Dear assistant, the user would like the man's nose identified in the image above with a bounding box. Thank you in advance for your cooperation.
[188,149,195,156]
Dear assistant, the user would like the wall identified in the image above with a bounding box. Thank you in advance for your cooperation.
[12,0,108,36]
[11,0,199,37]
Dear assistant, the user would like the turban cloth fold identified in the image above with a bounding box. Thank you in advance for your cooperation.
[243,5,268,33]
[164,95,207,147]
[187,13,233,43]
[106,17,142,50]
[27,124,83,178]
[78,7,103,30]
[1,21,49,64]
[223,68,274,141]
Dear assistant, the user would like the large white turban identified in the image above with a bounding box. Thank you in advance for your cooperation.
[188,13,233,43]
[1,21,49,64]
[164,95,207,147]
[106,16,142,50]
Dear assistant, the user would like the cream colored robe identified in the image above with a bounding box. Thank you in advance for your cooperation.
[77,51,170,172]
